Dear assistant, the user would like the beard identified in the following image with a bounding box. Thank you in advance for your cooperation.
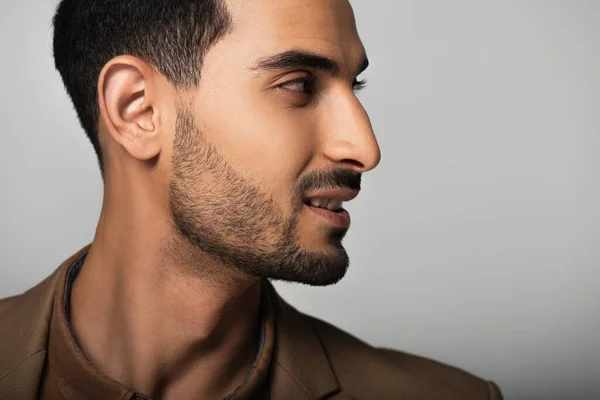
[168,106,360,286]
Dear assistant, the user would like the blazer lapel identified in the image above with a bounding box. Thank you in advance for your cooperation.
[0,246,89,400]
[266,283,340,400]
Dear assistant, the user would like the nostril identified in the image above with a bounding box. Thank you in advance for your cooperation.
[341,159,365,170]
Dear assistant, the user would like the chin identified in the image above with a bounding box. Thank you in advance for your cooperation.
[269,248,350,287]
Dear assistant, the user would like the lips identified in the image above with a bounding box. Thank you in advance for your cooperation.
[304,203,351,228]
[302,188,358,228]
[304,188,359,207]
[306,198,344,211]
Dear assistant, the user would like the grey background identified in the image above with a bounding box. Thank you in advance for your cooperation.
[1,1,599,399]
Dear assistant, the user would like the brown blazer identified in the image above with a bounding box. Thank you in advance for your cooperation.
[0,247,503,399]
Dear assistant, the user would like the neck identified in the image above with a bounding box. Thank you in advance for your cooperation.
[70,194,263,399]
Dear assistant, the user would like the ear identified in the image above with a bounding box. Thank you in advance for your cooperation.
[98,56,162,161]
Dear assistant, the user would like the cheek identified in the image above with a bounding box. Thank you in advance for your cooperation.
[197,89,317,200]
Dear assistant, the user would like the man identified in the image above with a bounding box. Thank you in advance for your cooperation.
[0,0,502,398]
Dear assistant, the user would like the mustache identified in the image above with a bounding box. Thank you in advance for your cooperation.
[298,167,362,194]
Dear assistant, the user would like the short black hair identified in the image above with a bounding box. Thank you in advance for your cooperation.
[52,0,232,174]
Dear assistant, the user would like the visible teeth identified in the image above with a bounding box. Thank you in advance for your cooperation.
[326,200,343,211]
[308,198,344,211]
[309,198,325,208]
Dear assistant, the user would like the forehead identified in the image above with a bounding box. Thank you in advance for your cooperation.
[220,0,365,72]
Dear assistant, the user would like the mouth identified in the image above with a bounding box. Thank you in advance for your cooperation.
[304,198,345,213]
[303,198,351,228]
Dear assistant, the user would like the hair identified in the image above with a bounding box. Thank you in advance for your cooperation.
[52,0,232,175]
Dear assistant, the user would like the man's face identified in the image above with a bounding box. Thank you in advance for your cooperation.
[168,0,381,286]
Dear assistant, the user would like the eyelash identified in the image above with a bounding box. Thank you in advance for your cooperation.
[279,75,367,94]
[353,78,367,91]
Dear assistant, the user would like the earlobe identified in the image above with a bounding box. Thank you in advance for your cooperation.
[98,56,161,161]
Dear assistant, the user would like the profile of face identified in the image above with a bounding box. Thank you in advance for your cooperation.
[167,0,381,286]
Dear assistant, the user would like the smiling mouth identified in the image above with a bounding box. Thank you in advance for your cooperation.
[303,198,345,212]
[303,201,351,228]
[300,188,358,228]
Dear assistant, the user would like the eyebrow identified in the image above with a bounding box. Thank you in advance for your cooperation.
[250,49,369,78]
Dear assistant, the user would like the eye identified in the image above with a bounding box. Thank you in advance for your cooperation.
[352,77,367,91]
[279,76,315,94]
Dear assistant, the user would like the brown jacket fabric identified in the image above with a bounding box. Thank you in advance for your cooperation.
[0,247,503,399]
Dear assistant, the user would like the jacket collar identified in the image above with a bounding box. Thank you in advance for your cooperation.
[0,245,340,400]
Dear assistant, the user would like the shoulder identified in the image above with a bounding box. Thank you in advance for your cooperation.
[0,293,20,319]
[0,268,60,321]
[0,246,89,324]
[0,269,59,331]
[0,276,56,384]
[306,315,502,399]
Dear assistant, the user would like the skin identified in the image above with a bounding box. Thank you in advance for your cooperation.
[70,0,381,398]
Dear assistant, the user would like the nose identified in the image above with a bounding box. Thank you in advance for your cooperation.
[321,91,381,173]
